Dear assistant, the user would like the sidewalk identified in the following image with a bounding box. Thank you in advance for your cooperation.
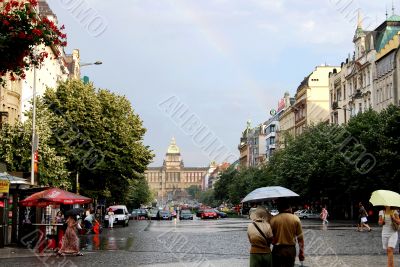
[0,246,54,259]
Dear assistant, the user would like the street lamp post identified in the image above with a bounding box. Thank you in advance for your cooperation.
[30,67,37,185]
[80,61,102,67]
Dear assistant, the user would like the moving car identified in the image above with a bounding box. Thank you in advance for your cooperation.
[179,210,194,220]
[201,209,218,219]
[295,209,320,219]
[104,205,130,227]
[159,210,172,220]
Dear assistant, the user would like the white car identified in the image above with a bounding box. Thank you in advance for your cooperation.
[270,209,279,216]
[295,209,320,219]
[104,205,130,227]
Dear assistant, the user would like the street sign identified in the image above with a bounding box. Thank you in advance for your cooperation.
[0,180,9,194]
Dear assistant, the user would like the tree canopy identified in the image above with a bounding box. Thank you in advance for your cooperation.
[0,80,154,205]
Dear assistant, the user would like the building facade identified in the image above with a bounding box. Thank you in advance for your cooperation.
[329,13,400,124]
[268,92,294,152]
[20,0,71,121]
[294,65,340,135]
[144,138,209,203]
[238,121,266,168]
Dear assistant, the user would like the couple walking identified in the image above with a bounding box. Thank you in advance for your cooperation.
[247,200,305,267]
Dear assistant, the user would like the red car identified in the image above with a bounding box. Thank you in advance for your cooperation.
[201,209,218,219]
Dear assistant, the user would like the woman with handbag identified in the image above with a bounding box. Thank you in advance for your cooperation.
[247,206,273,267]
[379,206,400,267]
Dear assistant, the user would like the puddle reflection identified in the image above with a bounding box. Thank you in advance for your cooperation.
[80,233,134,251]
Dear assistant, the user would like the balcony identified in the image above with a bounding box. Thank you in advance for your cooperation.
[352,90,362,100]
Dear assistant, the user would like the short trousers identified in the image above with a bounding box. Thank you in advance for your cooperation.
[382,232,398,250]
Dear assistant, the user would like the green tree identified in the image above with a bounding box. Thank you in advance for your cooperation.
[0,101,70,188]
[126,175,153,209]
[40,80,153,202]
[186,185,201,199]
[199,189,218,207]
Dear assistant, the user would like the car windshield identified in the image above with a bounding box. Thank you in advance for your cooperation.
[113,209,124,215]
[181,210,191,214]
[204,209,215,213]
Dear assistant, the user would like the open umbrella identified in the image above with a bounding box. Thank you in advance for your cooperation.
[65,208,85,217]
[19,188,92,207]
[241,186,299,203]
[369,190,400,207]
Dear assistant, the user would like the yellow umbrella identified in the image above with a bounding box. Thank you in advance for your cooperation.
[369,190,400,207]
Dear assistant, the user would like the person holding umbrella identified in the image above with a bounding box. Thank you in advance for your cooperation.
[379,206,399,267]
[370,190,400,267]
[270,199,305,267]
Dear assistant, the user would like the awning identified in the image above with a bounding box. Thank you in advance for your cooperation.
[19,187,92,207]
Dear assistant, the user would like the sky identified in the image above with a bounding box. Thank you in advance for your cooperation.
[48,0,388,167]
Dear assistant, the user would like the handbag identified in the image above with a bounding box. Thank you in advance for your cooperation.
[391,217,400,231]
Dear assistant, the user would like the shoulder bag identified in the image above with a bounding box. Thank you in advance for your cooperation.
[252,222,271,245]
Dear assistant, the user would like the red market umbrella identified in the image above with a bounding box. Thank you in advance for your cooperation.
[19,188,92,207]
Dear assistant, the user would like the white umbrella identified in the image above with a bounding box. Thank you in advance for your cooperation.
[241,186,299,203]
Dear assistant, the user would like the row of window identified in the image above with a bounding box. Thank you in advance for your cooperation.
[376,83,393,104]
[146,172,205,183]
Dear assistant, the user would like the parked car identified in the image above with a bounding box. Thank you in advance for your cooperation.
[201,209,218,219]
[104,205,130,227]
[214,209,227,218]
[131,209,147,220]
[196,209,204,218]
[295,209,320,219]
[148,208,160,220]
[179,210,194,220]
[159,211,172,220]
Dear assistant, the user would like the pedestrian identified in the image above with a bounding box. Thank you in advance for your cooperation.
[270,199,305,267]
[320,206,329,225]
[247,206,273,267]
[107,208,115,229]
[357,202,371,232]
[84,210,94,233]
[55,210,64,224]
[58,215,83,256]
[379,206,400,267]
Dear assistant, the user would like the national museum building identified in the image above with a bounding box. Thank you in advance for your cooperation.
[144,138,209,201]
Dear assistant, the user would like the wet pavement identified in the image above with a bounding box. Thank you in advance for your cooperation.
[0,217,399,266]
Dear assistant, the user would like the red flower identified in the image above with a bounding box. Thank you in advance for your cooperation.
[3,20,10,26]
[32,28,42,36]
[18,32,26,39]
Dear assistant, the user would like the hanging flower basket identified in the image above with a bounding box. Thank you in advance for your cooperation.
[0,0,67,83]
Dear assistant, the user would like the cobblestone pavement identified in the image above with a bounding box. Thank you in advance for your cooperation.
[0,218,399,266]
